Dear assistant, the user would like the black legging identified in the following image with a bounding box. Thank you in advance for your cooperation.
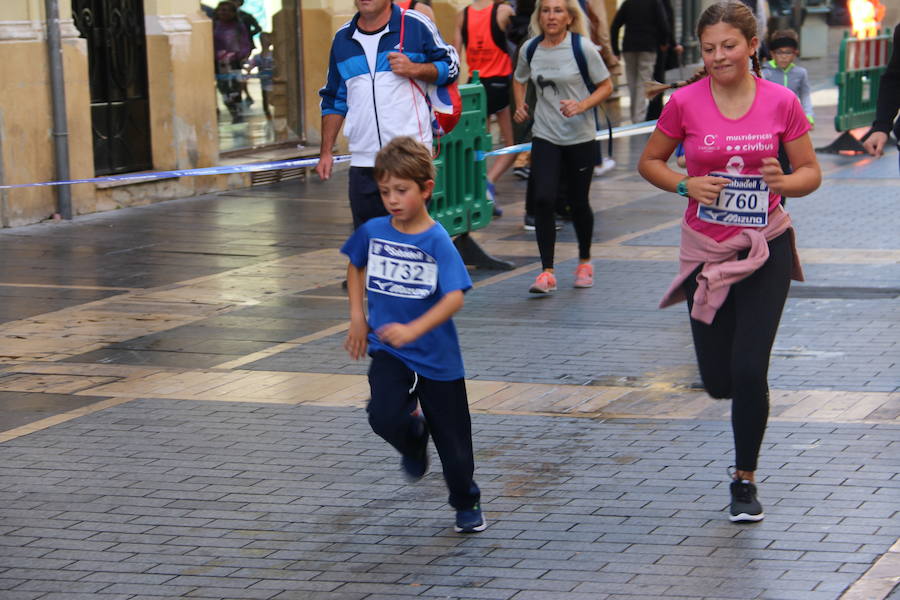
[682,231,792,472]
[531,137,596,270]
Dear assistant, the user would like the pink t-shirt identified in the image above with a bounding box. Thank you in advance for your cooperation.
[656,77,810,241]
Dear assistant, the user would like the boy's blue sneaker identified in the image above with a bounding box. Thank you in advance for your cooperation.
[401,418,429,482]
[454,503,487,533]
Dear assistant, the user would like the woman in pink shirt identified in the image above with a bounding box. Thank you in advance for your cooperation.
[637,1,821,523]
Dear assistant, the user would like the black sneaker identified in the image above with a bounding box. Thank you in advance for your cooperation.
[523,215,535,231]
[454,503,487,533]
[730,479,764,522]
[400,418,429,482]
[512,166,530,180]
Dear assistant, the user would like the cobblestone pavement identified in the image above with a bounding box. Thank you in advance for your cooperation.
[1,400,898,600]
[0,53,898,599]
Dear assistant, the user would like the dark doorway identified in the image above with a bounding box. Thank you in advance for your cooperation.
[73,0,153,176]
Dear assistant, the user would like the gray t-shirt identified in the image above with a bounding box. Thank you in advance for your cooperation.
[514,33,610,146]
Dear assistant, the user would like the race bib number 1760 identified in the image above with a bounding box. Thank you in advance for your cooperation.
[366,238,438,299]
[697,172,769,228]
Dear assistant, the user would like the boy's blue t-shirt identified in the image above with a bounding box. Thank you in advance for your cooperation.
[340,216,472,381]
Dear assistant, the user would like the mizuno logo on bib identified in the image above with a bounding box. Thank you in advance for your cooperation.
[697,172,769,228]
[367,238,438,299]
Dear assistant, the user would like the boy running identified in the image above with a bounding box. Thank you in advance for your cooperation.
[341,136,486,534]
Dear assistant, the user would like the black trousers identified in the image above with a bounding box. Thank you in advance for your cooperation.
[530,138,596,270]
[645,50,667,121]
[682,231,792,472]
[367,351,480,510]
[349,167,388,230]
[777,143,792,207]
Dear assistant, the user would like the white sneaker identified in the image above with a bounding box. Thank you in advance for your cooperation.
[593,157,616,177]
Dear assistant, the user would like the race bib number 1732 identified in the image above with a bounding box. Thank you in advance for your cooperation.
[697,172,770,228]
[366,238,438,299]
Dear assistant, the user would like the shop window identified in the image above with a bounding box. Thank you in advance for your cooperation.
[201,0,304,154]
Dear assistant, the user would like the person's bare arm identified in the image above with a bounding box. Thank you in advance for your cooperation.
[513,78,529,123]
[759,134,821,197]
[414,3,435,21]
[638,129,730,205]
[453,8,465,58]
[344,264,369,360]
[586,0,618,69]
[316,113,344,180]
[496,3,514,31]
[863,131,889,157]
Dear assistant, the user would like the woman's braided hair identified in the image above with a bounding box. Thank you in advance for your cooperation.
[645,1,761,100]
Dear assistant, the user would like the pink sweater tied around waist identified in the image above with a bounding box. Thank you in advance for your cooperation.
[659,206,804,325]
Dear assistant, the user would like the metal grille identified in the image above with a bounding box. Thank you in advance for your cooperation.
[250,167,308,186]
[73,0,152,176]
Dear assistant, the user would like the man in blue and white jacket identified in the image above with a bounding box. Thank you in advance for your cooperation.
[317,0,460,229]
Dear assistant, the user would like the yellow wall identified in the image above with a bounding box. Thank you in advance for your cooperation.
[0,1,88,226]
[0,0,491,226]
[0,0,234,226]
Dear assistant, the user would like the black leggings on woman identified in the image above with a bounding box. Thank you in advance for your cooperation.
[531,137,596,270]
[682,231,792,472]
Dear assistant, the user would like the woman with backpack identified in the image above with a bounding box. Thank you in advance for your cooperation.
[512,0,612,293]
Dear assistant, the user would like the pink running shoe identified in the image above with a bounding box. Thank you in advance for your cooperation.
[529,271,557,294]
[574,263,593,288]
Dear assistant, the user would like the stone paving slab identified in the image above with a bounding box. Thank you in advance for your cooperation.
[241,256,899,393]
[3,363,896,427]
[828,150,899,179]
[0,399,897,599]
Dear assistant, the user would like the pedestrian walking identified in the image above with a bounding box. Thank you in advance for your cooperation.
[317,0,459,230]
[863,25,899,162]
[637,0,821,522]
[644,0,683,121]
[582,0,622,176]
[454,0,517,216]
[341,136,486,534]
[761,29,814,126]
[513,0,612,293]
[233,0,262,106]
[761,28,814,199]
[212,1,252,124]
[610,0,672,123]
[245,32,275,120]
[507,0,539,229]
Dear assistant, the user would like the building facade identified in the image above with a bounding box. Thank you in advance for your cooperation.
[1,0,678,227]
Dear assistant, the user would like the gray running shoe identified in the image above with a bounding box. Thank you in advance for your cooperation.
[730,479,764,522]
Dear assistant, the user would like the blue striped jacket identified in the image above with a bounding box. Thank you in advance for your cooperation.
[319,5,460,166]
